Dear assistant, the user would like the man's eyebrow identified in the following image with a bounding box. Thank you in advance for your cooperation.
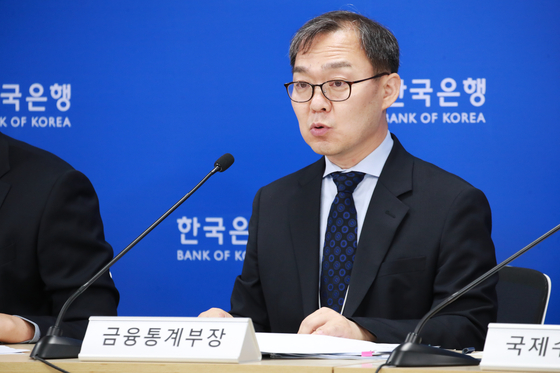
[292,61,352,75]
[322,61,352,70]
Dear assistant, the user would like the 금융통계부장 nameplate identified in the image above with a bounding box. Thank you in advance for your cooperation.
[78,316,261,363]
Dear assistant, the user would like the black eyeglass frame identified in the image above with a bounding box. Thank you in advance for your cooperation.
[284,72,391,103]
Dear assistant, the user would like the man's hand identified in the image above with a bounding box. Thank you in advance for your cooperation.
[198,307,233,318]
[0,313,35,343]
[298,307,376,341]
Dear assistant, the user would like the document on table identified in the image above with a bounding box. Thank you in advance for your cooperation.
[0,346,29,355]
[256,332,398,359]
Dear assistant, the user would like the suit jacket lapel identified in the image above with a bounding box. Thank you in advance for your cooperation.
[0,134,11,209]
[289,158,324,317]
[344,135,414,316]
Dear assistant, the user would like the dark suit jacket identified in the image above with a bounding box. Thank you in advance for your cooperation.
[230,135,497,350]
[0,132,119,340]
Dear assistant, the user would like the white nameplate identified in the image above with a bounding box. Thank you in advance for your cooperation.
[481,323,560,371]
[79,316,261,363]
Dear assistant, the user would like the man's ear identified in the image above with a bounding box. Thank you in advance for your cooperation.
[382,73,401,110]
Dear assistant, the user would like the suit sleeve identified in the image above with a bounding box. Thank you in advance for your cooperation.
[20,170,119,340]
[351,187,497,350]
[229,188,272,332]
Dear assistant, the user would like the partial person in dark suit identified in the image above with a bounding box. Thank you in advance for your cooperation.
[200,11,497,350]
[0,131,119,343]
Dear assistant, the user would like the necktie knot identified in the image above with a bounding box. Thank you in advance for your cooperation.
[332,172,365,195]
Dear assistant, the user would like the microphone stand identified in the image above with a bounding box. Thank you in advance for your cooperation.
[385,222,560,367]
[31,154,234,359]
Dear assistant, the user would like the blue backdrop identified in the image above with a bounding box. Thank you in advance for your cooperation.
[1,0,559,326]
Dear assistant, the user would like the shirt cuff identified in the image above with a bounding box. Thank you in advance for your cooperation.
[13,316,41,343]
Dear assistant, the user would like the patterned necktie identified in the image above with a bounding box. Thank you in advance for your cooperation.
[320,171,365,313]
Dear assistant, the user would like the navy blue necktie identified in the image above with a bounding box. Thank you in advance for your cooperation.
[320,171,365,313]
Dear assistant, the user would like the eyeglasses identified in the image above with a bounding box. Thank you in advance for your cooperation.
[284,72,390,103]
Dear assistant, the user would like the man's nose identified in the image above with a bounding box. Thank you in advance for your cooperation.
[309,85,331,111]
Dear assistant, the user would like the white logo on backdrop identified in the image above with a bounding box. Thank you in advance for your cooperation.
[388,77,486,124]
[176,216,248,262]
[0,83,72,128]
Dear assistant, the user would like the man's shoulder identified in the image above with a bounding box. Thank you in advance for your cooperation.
[406,154,490,211]
[413,157,478,193]
[388,135,479,193]
[2,132,75,175]
[413,156,475,189]
[260,157,324,192]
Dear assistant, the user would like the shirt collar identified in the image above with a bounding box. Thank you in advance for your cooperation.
[323,131,394,178]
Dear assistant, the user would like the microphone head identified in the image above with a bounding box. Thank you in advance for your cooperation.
[214,153,234,172]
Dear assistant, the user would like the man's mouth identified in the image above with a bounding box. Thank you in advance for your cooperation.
[310,123,329,136]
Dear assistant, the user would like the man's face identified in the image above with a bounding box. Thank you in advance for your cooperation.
[291,28,396,169]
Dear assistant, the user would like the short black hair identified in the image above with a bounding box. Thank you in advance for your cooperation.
[289,10,400,74]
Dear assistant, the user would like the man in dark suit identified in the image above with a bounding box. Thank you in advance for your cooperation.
[0,131,119,343]
[200,10,496,350]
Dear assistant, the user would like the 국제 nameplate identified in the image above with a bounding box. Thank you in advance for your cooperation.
[481,323,560,371]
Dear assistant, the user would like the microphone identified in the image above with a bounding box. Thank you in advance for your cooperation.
[214,153,234,172]
[30,154,235,360]
[385,222,560,368]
